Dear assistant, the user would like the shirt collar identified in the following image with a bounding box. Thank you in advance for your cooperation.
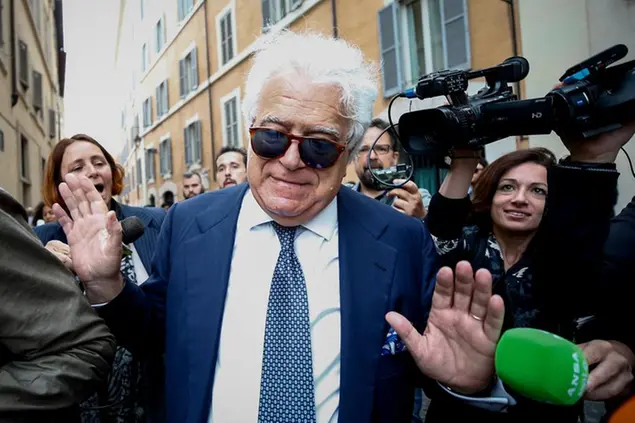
[240,188,338,241]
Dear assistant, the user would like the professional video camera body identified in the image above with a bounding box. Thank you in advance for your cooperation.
[397,44,635,157]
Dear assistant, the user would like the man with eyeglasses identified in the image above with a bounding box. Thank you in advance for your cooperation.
[52,31,507,423]
[348,118,431,219]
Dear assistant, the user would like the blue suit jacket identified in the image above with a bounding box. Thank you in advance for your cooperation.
[100,184,439,423]
[34,202,166,273]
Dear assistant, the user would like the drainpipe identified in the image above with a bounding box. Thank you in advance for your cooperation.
[203,0,217,181]
[10,0,18,107]
[331,0,338,38]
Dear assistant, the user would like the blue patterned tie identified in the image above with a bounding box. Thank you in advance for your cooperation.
[258,222,317,423]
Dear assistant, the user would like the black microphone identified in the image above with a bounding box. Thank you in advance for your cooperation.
[468,56,530,83]
[121,216,145,245]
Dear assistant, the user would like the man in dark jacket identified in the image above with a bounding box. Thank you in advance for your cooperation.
[0,187,115,422]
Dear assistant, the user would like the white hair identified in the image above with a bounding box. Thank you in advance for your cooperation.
[242,30,379,160]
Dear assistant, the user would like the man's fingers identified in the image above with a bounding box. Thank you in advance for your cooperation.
[469,268,492,320]
[385,311,421,353]
[483,295,505,343]
[387,188,409,199]
[52,203,74,236]
[79,175,108,214]
[431,266,455,310]
[106,210,123,245]
[392,180,420,195]
[585,367,633,401]
[67,174,91,218]
[58,182,82,221]
[392,198,409,214]
[582,340,612,366]
[452,261,475,312]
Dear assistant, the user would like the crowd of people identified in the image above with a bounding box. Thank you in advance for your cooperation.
[1,29,635,423]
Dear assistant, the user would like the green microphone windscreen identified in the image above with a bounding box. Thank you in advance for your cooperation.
[495,328,589,405]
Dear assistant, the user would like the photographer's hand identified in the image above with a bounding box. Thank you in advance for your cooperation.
[439,151,481,199]
[564,120,635,163]
[388,180,427,219]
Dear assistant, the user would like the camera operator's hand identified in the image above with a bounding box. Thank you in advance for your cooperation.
[564,121,635,163]
[388,179,427,219]
[439,151,482,199]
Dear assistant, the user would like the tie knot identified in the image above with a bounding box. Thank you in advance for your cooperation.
[271,221,298,249]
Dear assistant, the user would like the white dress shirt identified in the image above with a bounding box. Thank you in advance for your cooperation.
[129,242,149,284]
[209,189,341,423]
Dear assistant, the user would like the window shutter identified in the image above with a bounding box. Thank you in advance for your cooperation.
[48,109,56,138]
[33,71,42,112]
[191,49,198,90]
[195,120,202,163]
[261,0,271,29]
[168,138,173,173]
[156,85,161,116]
[226,14,234,61]
[18,40,28,87]
[179,59,186,98]
[377,3,403,98]
[443,0,469,69]
[184,127,191,166]
[163,81,168,114]
[177,0,183,21]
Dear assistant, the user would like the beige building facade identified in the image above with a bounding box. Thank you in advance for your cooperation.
[114,0,517,206]
[0,0,65,207]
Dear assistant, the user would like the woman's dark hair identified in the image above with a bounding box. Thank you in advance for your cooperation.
[42,134,125,208]
[471,147,556,228]
[32,201,45,227]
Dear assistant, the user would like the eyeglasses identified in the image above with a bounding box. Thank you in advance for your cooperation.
[358,144,393,156]
[249,127,346,169]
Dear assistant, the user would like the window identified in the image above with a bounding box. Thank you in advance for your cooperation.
[179,48,198,98]
[31,0,41,33]
[221,89,241,147]
[18,40,29,89]
[217,4,236,66]
[32,71,43,117]
[141,43,148,72]
[140,0,144,19]
[377,0,470,97]
[183,120,202,166]
[142,97,152,128]
[159,137,173,176]
[0,0,5,47]
[178,0,195,21]
[131,164,136,187]
[20,136,29,179]
[0,130,4,152]
[145,148,156,181]
[131,114,140,140]
[262,0,302,28]
[43,14,50,64]
[155,17,165,53]
[48,108,56,138]
[136,158,142,187]
[156,80,169,118]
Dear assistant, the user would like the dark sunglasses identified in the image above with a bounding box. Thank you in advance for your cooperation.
[249,127,346,169]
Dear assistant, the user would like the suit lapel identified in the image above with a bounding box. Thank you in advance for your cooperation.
[336,188,397,423]
[184,185,248,421]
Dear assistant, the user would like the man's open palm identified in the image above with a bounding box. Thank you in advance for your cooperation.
[52,174,122,285]
[386,261,505,394]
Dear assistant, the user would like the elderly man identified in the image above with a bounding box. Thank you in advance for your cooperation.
[51,31,505,423]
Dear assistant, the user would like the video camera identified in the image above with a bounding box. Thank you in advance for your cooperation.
[397,44,635,157]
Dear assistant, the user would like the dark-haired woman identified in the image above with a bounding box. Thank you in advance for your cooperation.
[35,134,166,423]
[422,122,635,422]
